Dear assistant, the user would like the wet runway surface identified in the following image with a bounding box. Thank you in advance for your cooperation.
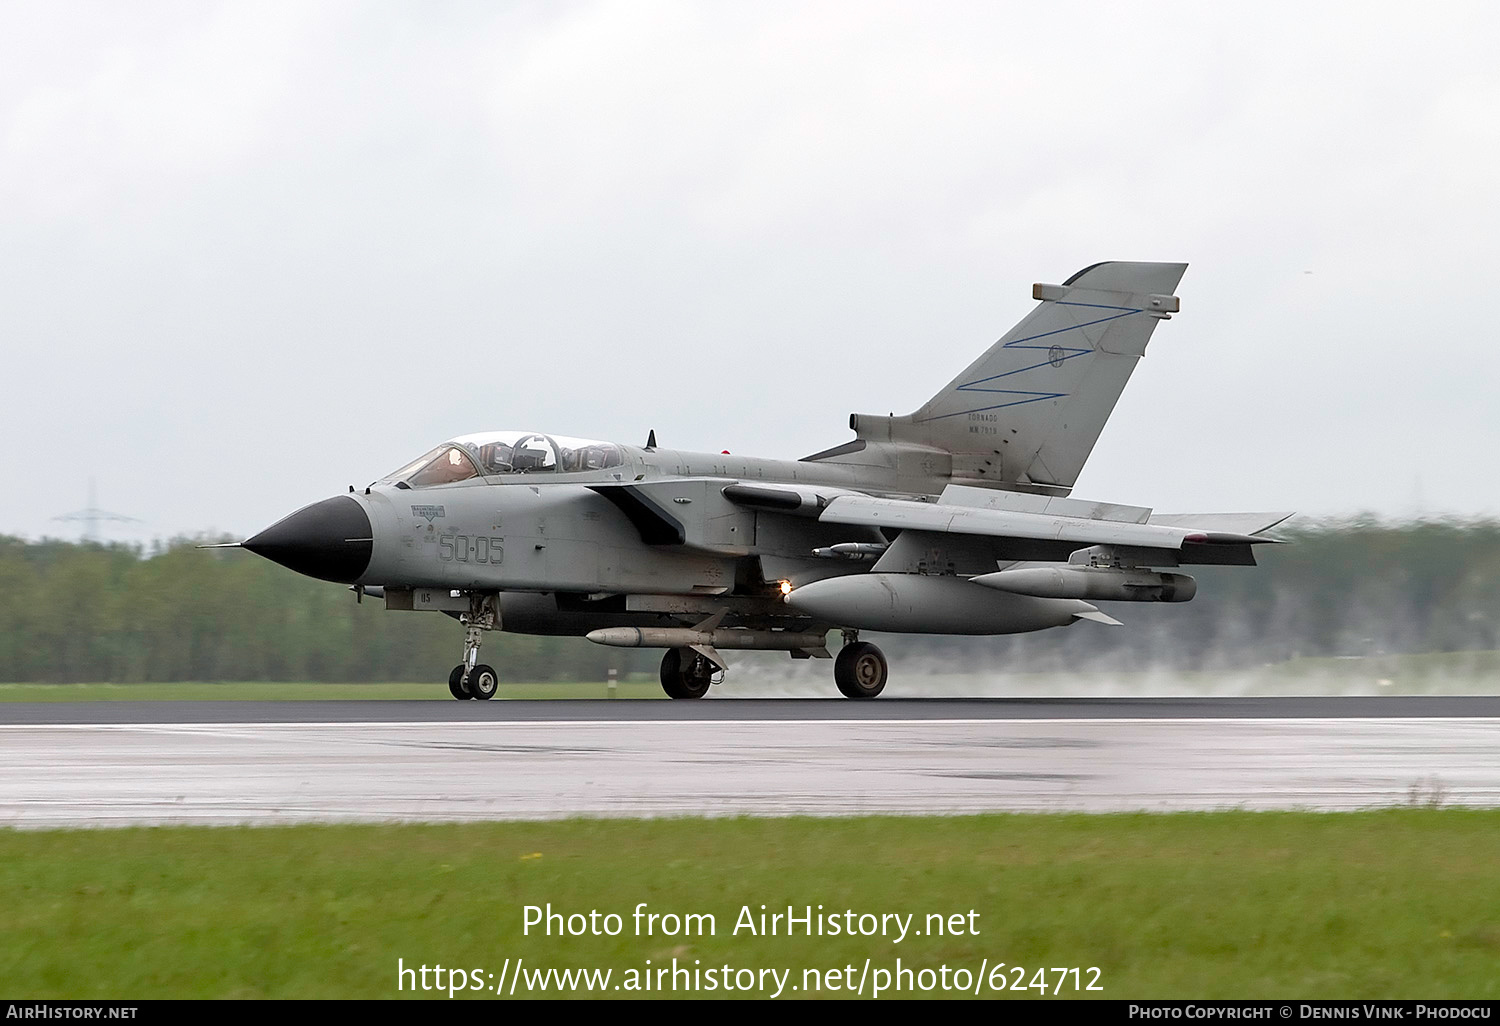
[2,699,1498,827]
[5,695,1500,724]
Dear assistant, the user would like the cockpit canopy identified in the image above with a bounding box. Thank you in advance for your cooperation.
[383,431,626,487]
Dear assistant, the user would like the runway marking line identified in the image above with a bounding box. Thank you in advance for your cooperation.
[1,716,1498,731]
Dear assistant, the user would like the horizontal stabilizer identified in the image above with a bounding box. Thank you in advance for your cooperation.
[939,483,1152,523]
[820,493,1278,566]
[1148,512,1294,537]
[1073,608,1124,626]
[822,494,1230,551]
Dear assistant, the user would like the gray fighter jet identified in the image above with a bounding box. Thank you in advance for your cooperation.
[238,261,1290,699]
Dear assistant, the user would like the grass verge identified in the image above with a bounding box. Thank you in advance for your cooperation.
[2,811,1497,999]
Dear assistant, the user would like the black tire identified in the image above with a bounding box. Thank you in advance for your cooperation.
[448,665,472,700]
[660,648,713,699]
[469,664,499,701]
[834,641,887,699]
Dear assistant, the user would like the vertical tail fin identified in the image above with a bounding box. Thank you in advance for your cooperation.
[852,261,1186,493]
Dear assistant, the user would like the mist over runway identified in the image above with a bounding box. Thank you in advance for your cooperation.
[2,699,1499,827]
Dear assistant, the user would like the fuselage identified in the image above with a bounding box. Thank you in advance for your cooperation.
[242,432,988,637]
[361,442,941,592]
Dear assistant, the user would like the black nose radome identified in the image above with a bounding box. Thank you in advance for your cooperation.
[243,495,373,583]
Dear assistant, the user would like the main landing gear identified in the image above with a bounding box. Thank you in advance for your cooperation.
[654,632,888,700]
[834,630,887,699]
[449,595,499,701]
[660,648,717,700]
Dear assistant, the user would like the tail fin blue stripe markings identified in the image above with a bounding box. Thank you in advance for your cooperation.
[917,302,1142,422]
[960,303,1141,387]
[920,390,1067,418]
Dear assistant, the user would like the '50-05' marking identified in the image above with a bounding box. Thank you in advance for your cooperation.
[438,534,504,564]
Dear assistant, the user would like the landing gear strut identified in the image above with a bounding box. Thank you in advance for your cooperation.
[834,629,887,699]
[448,594,499,701]
[660,648,715,699]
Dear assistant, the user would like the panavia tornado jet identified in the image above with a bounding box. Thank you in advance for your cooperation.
[236,261,1289,699]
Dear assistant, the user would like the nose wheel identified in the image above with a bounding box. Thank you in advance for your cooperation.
[448,665,471,700]
[469,664,499,700]
[448,663,498,700]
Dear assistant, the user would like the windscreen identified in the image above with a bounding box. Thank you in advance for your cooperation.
[406,446,479,486]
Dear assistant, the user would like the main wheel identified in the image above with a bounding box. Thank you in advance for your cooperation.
[660,648,713,699]
[834,641,887,699]
[448,665,472,700]
[469,664,499,701]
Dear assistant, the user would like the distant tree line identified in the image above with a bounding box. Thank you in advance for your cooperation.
[0,537,650,683]
[1,519,1497,682]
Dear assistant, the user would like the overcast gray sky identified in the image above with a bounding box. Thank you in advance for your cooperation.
[5,1,1498,543]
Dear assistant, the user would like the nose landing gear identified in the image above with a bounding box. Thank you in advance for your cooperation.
[448,593,500,701]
